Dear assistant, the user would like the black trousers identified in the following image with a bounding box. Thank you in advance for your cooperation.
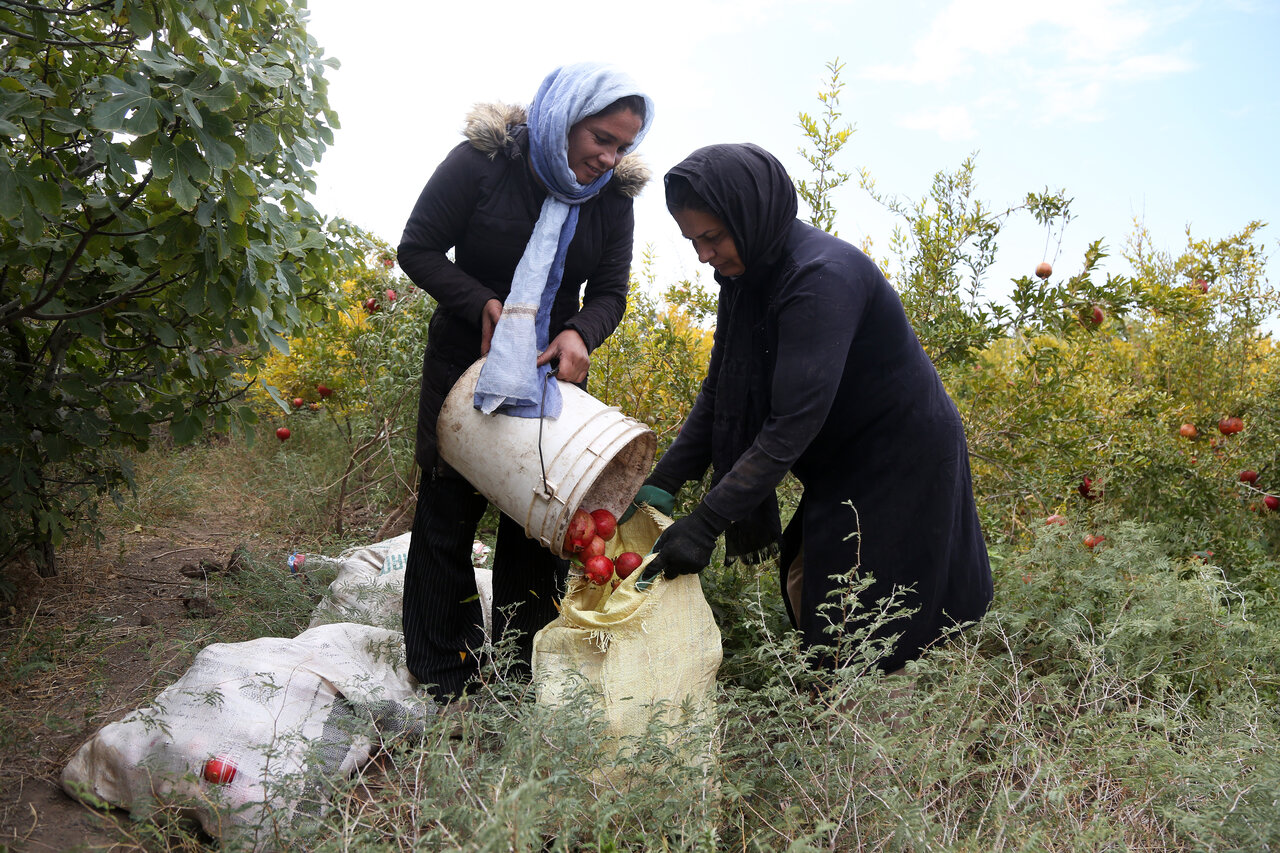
[401,466,567,703]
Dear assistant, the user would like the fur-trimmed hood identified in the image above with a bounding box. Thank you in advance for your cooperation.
[463,102,650,199]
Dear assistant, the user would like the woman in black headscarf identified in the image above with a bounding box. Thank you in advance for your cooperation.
[638,143,993,674]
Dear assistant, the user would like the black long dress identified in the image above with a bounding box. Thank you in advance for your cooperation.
[651,144,992,673]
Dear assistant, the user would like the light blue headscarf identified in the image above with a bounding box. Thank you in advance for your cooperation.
[473,62,654,417]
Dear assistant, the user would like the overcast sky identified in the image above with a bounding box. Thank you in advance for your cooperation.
[302,0,1278,322]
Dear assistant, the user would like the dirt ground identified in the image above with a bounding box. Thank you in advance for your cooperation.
[0,523,285,852]
[0,434,416,852]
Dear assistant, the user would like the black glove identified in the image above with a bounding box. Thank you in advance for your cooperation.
[647,503,730,579]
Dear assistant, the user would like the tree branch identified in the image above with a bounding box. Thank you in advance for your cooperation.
[0,20,130,48]
[0,0,118,15]
[29,269,171,321]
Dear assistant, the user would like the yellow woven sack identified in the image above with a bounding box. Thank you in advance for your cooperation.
[531,506,722,776]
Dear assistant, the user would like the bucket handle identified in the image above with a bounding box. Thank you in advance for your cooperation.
[536,363,558,499]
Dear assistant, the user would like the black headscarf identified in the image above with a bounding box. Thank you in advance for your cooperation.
[665,144,799,564]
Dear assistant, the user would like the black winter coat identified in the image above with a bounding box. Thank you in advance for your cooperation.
[655,145,992,672]
[398,104,647,469]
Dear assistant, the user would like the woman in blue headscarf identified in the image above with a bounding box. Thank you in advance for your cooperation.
[397,63,653,705]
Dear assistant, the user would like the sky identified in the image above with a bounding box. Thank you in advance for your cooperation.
[302,0,1278,323]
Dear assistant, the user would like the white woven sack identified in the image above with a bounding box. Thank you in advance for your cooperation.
[61,622,428,851]
[531,507,722,777]
[308,533,494,639]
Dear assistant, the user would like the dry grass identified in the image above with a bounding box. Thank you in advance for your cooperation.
[3,437,1278,851]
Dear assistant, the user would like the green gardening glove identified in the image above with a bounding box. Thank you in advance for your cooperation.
[619,484,676,523]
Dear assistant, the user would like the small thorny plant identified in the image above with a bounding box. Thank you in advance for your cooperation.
[237,518,1277,852]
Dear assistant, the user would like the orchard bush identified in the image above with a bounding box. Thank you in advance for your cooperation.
[249,237,431,534]
[0,0,352,575]
[944,221,1280,584]
[589,250,715,449]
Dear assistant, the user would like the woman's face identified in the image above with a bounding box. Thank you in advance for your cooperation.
[671,208,745,277]
[565,109,643,185]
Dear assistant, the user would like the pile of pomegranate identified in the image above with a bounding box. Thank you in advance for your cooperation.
[562,508,643,586]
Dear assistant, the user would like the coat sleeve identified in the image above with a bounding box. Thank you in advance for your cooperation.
[397,142,502,326]
[561,196,634,352]
[701,260,866,522]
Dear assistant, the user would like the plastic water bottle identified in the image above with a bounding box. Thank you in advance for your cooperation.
[286,552,341,578]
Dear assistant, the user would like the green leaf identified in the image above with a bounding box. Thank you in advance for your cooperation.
[224,183,250,224]
[0,91,39,137]
[231,168,258,197]
[42,432,73,463]
[137,46,188,79]
[114,410,152,439]
[92,74,170,135]
[154,322,178,346]
[29,8,49,41]
[21,199,44,242]
[195,199,214,228]
[208,280,231,316]
[175,140,210,184]
[245,123,275,158]
[170,413,201,444]
[0,168,20,219]
[167,141,209,210]
[192,122,236,171]
[150,133,175,179]
[181,280,205,314]
[23,79,56,99]
[23,176,61,217]
[180,89,203,128]
[169,175,198,210]
[200,83,238,113]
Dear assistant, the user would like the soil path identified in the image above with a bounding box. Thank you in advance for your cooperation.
[1,524,254,852]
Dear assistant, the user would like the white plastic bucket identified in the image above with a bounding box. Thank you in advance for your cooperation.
[437,358,657,557]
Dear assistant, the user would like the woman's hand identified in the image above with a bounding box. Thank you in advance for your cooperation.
[646,503,728,579]
[537,328,589,383]
[479,299,503,355]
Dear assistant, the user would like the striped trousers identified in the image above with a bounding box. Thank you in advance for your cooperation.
[401,466,567,703]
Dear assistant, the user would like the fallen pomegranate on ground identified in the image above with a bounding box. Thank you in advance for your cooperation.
[276,427,291,441]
